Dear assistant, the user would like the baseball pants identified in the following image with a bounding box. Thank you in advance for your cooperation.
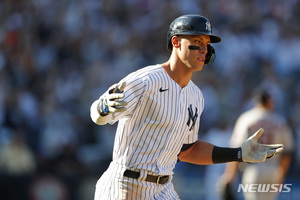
[94,162,180,200]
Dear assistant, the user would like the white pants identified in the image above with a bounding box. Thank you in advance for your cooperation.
[94,162,180,200]
[242,165,281,200]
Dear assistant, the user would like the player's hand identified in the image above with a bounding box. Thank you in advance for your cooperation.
[241,128,284,162]
[98,81,128,116]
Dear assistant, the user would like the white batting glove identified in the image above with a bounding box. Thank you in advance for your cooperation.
[241,128,284,162]
[98,81,128,116]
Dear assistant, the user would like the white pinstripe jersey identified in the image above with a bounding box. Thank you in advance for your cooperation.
[105,64,204,176]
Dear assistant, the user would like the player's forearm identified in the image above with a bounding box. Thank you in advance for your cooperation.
[279,154,292,182]
[178,140,214,165]
[178,140,242,165]
[90,99,113,125]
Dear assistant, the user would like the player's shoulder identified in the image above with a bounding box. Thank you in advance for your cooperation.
[124,64,163,80]
[189,81,201,92]
[120,64,159,84]
[241,107,262,117]
[134,64,163,74]
[140,64,166,77]
[235,107,258,125]
[188,81,203,97]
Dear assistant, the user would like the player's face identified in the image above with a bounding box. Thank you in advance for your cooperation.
[176,35,210,71]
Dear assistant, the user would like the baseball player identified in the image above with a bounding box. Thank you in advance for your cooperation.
[218,90,294,200]
[90,15,284,200]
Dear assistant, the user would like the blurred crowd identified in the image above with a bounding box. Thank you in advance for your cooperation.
[0,0,299,199]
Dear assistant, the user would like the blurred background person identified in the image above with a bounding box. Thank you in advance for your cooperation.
[0,129,36,200]
[218,89,294,200]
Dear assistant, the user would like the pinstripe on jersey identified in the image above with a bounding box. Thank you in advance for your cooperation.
[108,64,204,175]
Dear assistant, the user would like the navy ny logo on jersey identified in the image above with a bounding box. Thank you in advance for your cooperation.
[187,105,198,131]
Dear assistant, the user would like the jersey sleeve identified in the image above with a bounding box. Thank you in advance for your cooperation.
[108,73,147,124]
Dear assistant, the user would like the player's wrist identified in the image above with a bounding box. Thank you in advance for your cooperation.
[212,146,243,164]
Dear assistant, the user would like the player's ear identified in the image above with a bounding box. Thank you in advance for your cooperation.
[205,45,216,66]
[171,36,181,49]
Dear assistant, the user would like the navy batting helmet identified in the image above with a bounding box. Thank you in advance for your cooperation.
[167,14,221,51]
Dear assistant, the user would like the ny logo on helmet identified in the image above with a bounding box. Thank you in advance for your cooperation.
[206,22,212,32]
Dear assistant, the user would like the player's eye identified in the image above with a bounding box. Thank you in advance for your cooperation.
[194,40,209,46]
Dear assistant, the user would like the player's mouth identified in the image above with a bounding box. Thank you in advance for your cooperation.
[197,57,205,62]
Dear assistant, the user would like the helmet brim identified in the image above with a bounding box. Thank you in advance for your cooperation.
[210,35,221,43]
[176,31,221,43]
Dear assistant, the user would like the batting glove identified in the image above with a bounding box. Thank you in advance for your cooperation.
[98,81,128,116]
[241,128,284,162]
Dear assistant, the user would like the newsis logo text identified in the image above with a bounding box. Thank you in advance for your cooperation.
[237,184,292,193]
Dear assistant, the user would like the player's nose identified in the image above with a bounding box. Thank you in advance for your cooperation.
[199,44,207,55]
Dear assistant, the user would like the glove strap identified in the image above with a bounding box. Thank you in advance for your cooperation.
[212,146,243,163]
[99,98,109,116]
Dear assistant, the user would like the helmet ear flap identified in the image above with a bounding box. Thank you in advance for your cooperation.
[205,45,216,66]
